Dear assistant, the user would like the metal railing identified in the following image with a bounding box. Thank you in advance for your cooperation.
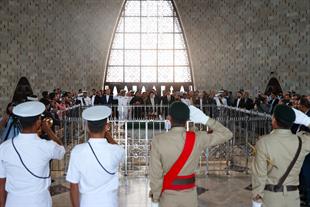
[51,104,272,176]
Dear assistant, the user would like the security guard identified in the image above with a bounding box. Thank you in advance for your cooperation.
[251,104,310,207]
[149,102,233,207]
[0,101,65,207]
[66,105,124,207]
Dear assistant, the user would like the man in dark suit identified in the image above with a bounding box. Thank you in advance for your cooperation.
[130,91,144,119]
[161,91,175,105]
[268,92,279,114]
[161,91,175,118]
[233,91,245,108]
[243,91,254,110]
[90,89,101,105]
[146,90,161,118]
[100,88,113,105]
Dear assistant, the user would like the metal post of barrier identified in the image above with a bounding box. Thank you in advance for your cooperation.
[145,121,149,176]
[225,118,230,175]
[124,121,128,176]
[245,117,249,174]
[63,118,68,175]
[63,118,68,151]
[76,118,80,146]
[84,120,87,143]
[70,118,73,145]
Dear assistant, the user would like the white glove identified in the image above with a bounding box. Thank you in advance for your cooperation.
[164,120,171,130]
[151,202,159,207]
[189,105,209,125]
[252,200,262,207]
[293,108,310,126]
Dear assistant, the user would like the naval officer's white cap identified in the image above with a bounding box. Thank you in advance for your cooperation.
[13,101,45,117]
[82,106,112,121]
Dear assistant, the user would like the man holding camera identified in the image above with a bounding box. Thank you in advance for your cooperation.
[0,101,65,207]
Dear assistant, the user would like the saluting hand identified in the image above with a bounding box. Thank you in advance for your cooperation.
[189,105,210,125]
[293,108,310,126]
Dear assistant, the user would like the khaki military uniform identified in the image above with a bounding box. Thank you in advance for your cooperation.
[252,127,310,207]
[150,118,233,207]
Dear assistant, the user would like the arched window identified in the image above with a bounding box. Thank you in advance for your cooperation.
[105,0,193,91]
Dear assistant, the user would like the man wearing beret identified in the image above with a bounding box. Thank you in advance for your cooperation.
[149,102,233,207]
[66,105,124,207]
[251,104,310,207]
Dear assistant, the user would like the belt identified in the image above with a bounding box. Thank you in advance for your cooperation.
[264,184,298,192]
[166,174,196,191]
[172,176,195,186]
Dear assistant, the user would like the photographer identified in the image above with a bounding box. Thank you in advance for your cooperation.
[254,94,269,113]
[0,103,20,144]
[39,99,61,141]
[0,101,65,207]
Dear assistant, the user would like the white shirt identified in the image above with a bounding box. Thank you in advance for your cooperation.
[106,95,110,103]
[150,97,155,106]
[91,95,96,106]
[221,97,228,106]
[236,98,241,108]
[167,95,171,102]
[0,133,65,207]
[78,96,92,106]
[214,96,221,106]
[115,96,132,109]
[66,138,124,207]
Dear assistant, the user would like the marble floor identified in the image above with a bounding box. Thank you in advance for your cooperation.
[52,173,252,207]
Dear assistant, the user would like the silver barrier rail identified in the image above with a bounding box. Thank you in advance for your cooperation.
[51,118,168,177]
[51,105,272,176]
[59,104,271,120]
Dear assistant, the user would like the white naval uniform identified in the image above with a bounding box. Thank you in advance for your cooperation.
[0,133,65,207]
[114,96,132,120]
[78,96,92,107]
[66,138,124,207]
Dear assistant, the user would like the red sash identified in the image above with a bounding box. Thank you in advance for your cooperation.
[161,131,196,193]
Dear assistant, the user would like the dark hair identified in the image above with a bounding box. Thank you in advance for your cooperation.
[62,92,69,97]
[275,117,292,129]
[49,92,56,100]
[40,98,50,106]
[6,102,13,115]
[87,119,107,133]
[171,118,187,127]
[300,97,310,108]
[42,91,49,98]
[17,116,40,129]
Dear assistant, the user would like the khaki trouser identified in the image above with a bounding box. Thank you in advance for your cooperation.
[160,189,198,207]
[263,190,300,207]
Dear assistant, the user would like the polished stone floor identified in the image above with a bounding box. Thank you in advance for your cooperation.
[52,173,252,207]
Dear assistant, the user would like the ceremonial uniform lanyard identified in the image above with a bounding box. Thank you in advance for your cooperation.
[87,142,116,175]
[11,137,51,179]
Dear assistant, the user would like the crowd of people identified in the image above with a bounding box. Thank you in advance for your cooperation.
[9,88,310,120]
[1,86,309,133]
[4,86,309,118]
